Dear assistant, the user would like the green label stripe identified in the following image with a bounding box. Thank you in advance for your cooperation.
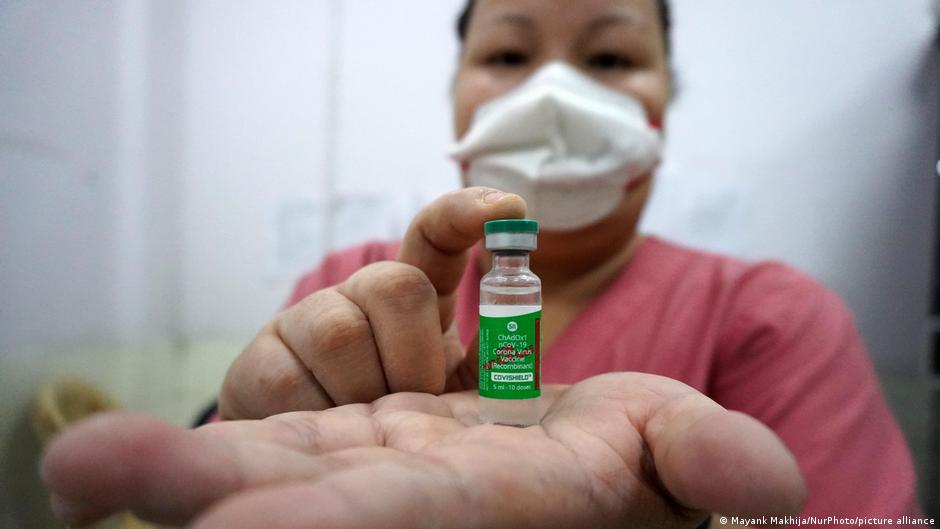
[478,309,541,400]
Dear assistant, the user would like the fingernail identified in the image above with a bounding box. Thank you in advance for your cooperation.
[50,494,82,525]
[482,190,508,204]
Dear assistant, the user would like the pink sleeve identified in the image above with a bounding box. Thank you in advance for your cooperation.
[283,241,401,308]
[713,263,920,522]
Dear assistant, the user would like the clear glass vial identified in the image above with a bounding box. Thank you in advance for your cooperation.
[478,219,542,426]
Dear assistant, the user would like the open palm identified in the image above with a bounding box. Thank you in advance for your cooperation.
[42,372,804,529]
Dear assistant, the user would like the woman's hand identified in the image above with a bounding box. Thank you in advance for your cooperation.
[41,373,806,528]
[219,187,526,420]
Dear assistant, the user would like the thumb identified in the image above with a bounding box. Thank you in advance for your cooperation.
[549,374,807,520]
[647,395,807,518]
[397,187,526,329]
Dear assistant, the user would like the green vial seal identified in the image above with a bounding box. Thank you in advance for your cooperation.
[484,219,538,251]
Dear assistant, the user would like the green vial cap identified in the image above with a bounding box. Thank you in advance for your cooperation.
[484,219,539,235]
[484,219,538,251]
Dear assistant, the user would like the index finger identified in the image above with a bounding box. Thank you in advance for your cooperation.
[397,187,526,326]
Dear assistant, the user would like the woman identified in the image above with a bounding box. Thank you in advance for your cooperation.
[41,1,920,527]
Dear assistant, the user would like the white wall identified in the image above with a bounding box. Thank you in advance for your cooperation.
[0,0,186,357]
[179,0,335,339]
[0,1,121,356]
[178,0,466,342]
[2,0,937,363]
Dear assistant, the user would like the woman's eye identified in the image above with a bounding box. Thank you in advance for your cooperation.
[587,52,632,70]
[487,51,529,67]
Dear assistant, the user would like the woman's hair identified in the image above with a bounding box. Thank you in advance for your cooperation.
[456,0,672,56]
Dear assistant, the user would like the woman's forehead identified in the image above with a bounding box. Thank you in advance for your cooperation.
[470,0,658,35]
[473,0,657,21]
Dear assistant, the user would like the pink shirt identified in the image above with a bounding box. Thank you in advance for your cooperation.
[286,236,921,523]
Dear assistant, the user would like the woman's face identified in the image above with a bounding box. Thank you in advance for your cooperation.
[454,0,672,266]
[454,0,670,140]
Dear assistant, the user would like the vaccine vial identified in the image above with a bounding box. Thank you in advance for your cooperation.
[478,219,542,426]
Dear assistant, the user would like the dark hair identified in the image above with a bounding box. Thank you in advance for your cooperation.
[456,0,672,56]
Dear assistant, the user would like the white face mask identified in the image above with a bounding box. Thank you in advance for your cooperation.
[449,62,663,231]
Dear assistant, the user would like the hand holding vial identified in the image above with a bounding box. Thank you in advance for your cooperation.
[217,187,527,420]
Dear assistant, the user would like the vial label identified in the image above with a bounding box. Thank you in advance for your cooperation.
[478,305,541,400]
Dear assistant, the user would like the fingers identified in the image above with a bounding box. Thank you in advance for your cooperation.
[222,261,446,418]
[397,187,526,327]
[41,411,387,526]
[220,320,335,420]
[277,284,391,404]
[223,188,523,419]
[337,262,445,394]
